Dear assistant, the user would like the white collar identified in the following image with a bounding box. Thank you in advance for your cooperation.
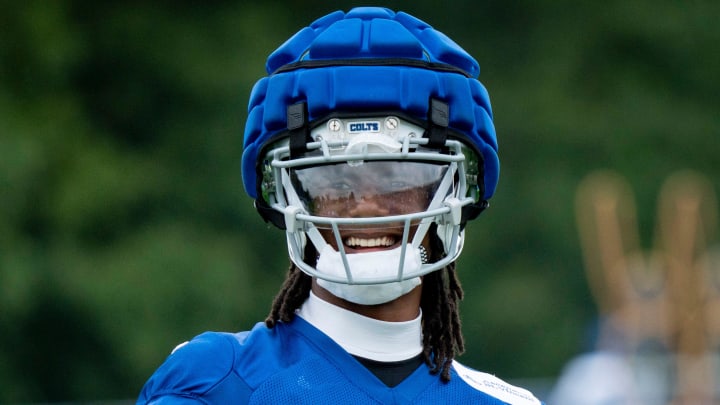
[297,291,423,362]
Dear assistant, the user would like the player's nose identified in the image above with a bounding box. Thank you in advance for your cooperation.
[347,192,390,217]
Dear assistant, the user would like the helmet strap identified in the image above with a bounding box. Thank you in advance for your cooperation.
[425,98,450,150]
[460,200,490,229]
[288,101,311,158]
[254,199,286,230]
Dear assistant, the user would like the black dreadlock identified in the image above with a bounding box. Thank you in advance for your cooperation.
[264,230,465,383]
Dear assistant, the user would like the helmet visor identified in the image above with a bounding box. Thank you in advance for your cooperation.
[290,161,450,221]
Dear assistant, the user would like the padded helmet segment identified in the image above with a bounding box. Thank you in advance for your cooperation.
[241,7,499,200]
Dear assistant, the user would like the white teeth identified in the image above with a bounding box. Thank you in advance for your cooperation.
[345,236,395,248]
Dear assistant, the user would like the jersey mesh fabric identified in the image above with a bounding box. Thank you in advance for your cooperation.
[250,357,382,404]
[138,317,543,404]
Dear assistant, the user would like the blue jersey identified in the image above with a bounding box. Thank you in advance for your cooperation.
[137,317,542,404]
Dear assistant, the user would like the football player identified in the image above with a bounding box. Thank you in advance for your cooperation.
[138,7,543,404]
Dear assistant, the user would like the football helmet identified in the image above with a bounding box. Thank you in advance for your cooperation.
[241,7,498,289]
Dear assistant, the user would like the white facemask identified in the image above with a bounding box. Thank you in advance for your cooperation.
[315,244,423,305]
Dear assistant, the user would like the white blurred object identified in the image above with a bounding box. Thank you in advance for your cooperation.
[549,350,670,405]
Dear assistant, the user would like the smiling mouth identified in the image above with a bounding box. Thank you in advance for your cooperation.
[344,235,398,250]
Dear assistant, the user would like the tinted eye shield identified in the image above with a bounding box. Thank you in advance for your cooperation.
[290,161,451,219]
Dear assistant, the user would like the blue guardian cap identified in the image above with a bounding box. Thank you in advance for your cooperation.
[240,7,500,289]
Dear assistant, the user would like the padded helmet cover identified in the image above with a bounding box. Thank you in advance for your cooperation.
[241,7,499,201]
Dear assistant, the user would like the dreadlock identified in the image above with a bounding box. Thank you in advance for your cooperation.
[419,231,465,382]
[264,230,465,383]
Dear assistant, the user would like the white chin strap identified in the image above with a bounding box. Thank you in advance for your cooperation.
[315,244,423,305]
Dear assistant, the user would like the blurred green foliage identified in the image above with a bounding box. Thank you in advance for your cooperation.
[1,0,718,402]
